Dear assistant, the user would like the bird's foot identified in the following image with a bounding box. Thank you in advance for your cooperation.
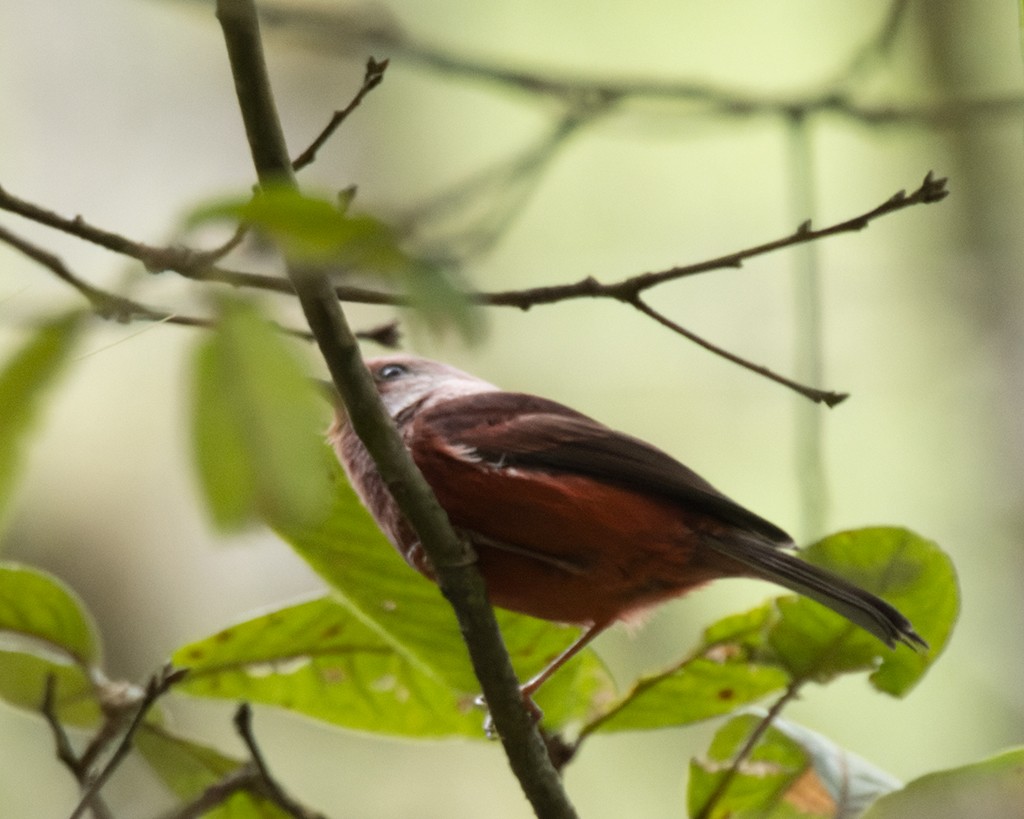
[474,690,543,739]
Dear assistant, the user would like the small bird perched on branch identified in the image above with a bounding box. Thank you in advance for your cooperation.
[329,355,926,700]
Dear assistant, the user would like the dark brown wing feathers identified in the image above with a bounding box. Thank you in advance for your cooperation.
[412,391,926,650]
[418,392,792,545]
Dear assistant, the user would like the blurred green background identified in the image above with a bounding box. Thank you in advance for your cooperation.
[1,1,1022,816]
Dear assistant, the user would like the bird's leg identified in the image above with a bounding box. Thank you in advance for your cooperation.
[520,620,609,699]
[478,620,610,737]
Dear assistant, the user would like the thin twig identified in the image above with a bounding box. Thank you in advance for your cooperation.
[292,57,389,171]
[829,0,911,86]
[233,704,327,819]
[1,174,947,403]
[0,223,321,342]
[0,223,209,327]
[693,681,804,819]
[0,184,203,274]
[42,676,85,778]
[0,174,949,316]
[0,221,395,351]
[196,220,251,266]
[484,172,950,310]
[68,665,188,819]
[0,222,130,313]
[41,677,115,819]
[630,295,848,406]
[393,112,592,261]
[176,52,387,272]
[0,172,950,314]
[159,767,259,819]
[158,710,331,819]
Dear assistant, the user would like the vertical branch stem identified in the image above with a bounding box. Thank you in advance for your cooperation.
[213,3,578,817]
[786,114,829,540]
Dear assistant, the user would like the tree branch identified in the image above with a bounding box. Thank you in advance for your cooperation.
[160,767,258,819]
[292,56,388,171]
[0,172,947,400]
[255,1,1024,127]
[0,222,215,329]
[233,704,327,819]
[630,295,848,406]
[68,665,187,819]
[1,172,948,313]
[41,677,115,819]
[149,711,328,819]
[214,3,579,817]
[693,681,804,819]
[483,171,948,309]
[0,223,397,348]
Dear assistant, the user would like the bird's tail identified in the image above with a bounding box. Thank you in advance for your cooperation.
[705,534,927,650]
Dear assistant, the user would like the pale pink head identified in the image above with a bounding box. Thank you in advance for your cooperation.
[362,354,499,421]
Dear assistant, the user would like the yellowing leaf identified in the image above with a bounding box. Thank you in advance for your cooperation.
[173,595,484,737]
[688,714,812,819]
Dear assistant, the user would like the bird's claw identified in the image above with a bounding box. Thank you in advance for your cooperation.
[474,691,543,738]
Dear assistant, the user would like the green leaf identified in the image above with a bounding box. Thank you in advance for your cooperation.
[689,713,902,818]
[191,299,333,532]
[0,562,101,725]
[172,595,485,737]
[398,259,484,343]
[0,562,98,663]
[768,527,957,694]
[508,618,613,730]
[860,747,1024,819]
[688,714,814,819]
[0,312,82,527]
[0,650,99,726]
[136,724,290,818]
[588,658,789,735]
[270,456,613,732]
[188,187,482,342]
[579,527,955,736]
[583,605,788,734]
[189,187,407,270]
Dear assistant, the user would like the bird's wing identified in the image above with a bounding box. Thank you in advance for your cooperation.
[411,391,793,547]
[409,392,927,649]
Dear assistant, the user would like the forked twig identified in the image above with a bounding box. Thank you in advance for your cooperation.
[68,665,188,819]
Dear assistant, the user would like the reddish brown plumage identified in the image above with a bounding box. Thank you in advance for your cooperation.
[329,354,925,697]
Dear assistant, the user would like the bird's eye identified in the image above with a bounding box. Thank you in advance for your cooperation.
[377,363,408,380]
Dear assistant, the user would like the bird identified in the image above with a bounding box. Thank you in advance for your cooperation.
[328,354,926,700]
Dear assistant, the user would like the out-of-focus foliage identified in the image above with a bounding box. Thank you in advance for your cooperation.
[0,563,101,726]
[688,713,905,819]
[189,187,482,340]
[0,312,82,529]
[191,298,332,532]
[860,747,1024,819]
